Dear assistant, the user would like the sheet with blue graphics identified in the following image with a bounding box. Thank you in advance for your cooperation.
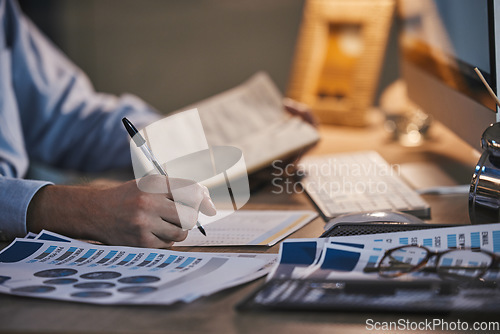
[269,224,500,280]
[248,224,500,313]
[177,210,318,246]
[0,231,277,305]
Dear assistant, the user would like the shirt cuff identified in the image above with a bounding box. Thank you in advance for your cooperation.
[0,177,53,240]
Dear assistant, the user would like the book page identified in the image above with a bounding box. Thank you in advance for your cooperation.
[178,72,320,173]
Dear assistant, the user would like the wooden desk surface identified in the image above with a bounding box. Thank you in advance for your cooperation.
[0,117,489,333]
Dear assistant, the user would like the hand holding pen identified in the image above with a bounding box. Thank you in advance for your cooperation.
[123,118,212,236]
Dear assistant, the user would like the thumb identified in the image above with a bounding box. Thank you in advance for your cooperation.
[136,174,170,194]
[199,192,217,216]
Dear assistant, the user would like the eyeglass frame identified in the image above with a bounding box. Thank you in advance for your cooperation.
[363,244,500,280]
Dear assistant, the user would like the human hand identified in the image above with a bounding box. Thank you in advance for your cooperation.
[247,99,318,190]
[283,97,318,127]
[281,97,318,170]
[95,176,216,248]
[27,176,216,248]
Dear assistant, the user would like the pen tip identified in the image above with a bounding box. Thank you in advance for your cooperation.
[122,117,140,140]
[198,225,207,236]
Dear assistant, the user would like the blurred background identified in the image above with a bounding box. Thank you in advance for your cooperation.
[18,0,399,115]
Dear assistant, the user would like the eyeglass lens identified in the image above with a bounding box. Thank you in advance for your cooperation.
[437,249,492,280]
[379,246,428,277]
[379,246,493,279]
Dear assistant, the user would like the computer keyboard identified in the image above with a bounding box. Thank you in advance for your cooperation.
[299,151,430,219]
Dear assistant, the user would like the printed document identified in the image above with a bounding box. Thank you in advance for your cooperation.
[0,231,276,305]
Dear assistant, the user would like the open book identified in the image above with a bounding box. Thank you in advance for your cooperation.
[177,72,320,174]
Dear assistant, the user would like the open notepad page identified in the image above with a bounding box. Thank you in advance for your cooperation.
[176,210,318,247]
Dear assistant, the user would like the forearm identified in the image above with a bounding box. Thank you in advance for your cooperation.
[26,184,106,242]
[25,176,216,248]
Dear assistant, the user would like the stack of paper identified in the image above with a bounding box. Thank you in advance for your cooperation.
[0,231,276,305]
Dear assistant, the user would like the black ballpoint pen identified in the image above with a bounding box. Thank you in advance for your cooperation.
[122,117,207,236]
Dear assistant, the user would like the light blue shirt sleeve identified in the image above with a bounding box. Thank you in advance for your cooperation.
[0,178,50,239]
[0,0,161,239]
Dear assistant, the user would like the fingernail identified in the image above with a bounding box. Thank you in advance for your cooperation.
[208,197,216,211]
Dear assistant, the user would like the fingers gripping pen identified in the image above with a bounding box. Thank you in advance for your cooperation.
[122,118,207,236]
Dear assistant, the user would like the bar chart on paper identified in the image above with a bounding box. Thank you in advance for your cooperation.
[326,223,500,281]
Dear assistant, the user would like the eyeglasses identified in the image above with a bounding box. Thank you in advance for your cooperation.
[363,245,500,281]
